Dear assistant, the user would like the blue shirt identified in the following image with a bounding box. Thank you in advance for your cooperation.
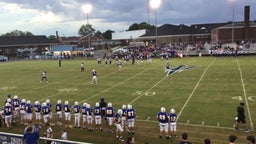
[127,109,135,120]
[73,105,81,113]
[23,131,39,144]
[170,113,177,122]
[64,105,71,112]
[34,104,41,113]
[55,104,62,112]
[94,106,101,116]
[106,107,114,117]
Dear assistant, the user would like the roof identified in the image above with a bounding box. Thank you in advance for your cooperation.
[190,22,230,34]
[112,29,147,40]
[0,35,52,46]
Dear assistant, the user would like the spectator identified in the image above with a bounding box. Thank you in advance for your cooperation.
[61,129,68,140]
[229,135,237,144]
[204,138,211,144]
[247,135,255,144]
[179,133,192,144]
[22,126,39,144]
[126,136,135,144]
[44,124,53,144]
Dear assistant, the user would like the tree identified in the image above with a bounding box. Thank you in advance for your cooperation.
[128,23,140,31]
[127,22,155,31]
[94,31,102,37]
[78,24,96,36]
[102,30,114,39]
[1,30,33,36]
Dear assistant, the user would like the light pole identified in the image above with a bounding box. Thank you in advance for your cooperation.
[150,0,161,48]
[82,4,92,48]
[229,0,235,43]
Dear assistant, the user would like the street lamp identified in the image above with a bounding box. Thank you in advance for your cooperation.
[150,0,161,48]
[82,4,93,48]
[229,0,235,43]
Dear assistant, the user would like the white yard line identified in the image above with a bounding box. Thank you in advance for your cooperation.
[176,58,216,121]
[80,68,150,103]
[236,58,254,129]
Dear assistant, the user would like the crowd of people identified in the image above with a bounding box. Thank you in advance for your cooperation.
[0,95,137,143]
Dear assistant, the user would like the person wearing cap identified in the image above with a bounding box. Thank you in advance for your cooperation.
[246,135,255,144]
[233,102,250,132]
[91,69,97,84]
[229,135,237,144]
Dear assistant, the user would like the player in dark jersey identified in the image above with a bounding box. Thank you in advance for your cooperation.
[157,107,170,139]
[94,102,102,131]
[91,69,97,84]
[40,71,48,83]
[99,98,107,123]
[233,102,250,132]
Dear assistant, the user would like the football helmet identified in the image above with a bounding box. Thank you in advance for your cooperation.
[5,103,11,107]
[64,101,69,105]
[13,95,18,99]
[127,104,132,109]
[170,108,176,114]
[87,104,91,108]
[46,99,50,103]
[42,102,46,107]
[161,107,166,112]
[117,109,122,115]
[35,101,40,105]
[83,103,87,107]
[108,102,112,107]
[27,100,31,104]
[6,98,12,103]
[122,104,127,109]
[57,100,61,104]
[74,101,79,105]
[95,102,100,107]
[21,99,26,103]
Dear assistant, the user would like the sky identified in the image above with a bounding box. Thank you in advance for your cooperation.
[0,0,255,37]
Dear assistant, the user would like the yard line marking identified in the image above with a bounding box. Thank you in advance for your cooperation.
[217,122,220,127]
[146,117,150,121]
[186,120,190,124]
[80,68,150,103]
[129,75,167,104]
[177,58,216,121]
[236,58,254,129]
[201,121,205,125]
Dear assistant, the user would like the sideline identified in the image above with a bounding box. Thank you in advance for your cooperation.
[177,58,216,121]
[236,58,254,129]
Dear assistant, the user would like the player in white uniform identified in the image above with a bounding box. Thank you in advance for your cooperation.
[106,102,114,133]
[169,108,177,137]
[126,104,136,134]
[19,99,27,125]
[121,105,127,131]
[82,103,87,129]
[73,101,81,128]
[34,101,41,125]
[114,109,124,141]
[157,107,170,139]
[55,100,63,126]
[94,102,102,131]
[86,104,93,131]
[4,103,13,129]
[91,69,97,84]
[64,101,71,128]
[40,71,48,83]
[13,95,20,125]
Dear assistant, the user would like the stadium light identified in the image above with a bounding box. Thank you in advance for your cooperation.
[82,4,93,24]
[150,0,162,48]
[228,0,236,43]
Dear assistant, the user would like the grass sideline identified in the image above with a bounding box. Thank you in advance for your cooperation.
[0,56,256,144]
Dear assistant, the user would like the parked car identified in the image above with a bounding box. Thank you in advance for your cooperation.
[0,55,8,61]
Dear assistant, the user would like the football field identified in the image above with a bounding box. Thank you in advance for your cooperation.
[0,56,256,144]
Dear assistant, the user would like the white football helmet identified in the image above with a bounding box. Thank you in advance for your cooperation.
[42,102,46,107]
[64,101,69,105]
[6,98,12,103]
[170,108,176,114]
[160,107,166,112]
[95,102,100,107]
[57,100,61,104]
[5,103,11,107]
[46,99,50,103]
[13,95,18,99]
[122,104,127,109]
[92,69,95,72]
[87,104,91,108]
[21,99,26,103]
[34,101,40,105]
[83,103,87,107]
[117,109,122,115]
[127,104,132,109]
[108,102,112,107]
[74,101,79,105]
[27,100,31,104]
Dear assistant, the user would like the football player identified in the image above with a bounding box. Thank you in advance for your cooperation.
[86,104,93,131]
[91,69,97,84]
[106,102,114,133]
[13,95,20,125]
[99,98,107,124]
[114,109,124,141]
[169,108,177,137]
[63,101,71,128]
[73,101,81,128]
[81,62,85,75]
[40,71,48,83]
[19,99,27,125]
[121,104,127,131]
[25,100,33,123]
[82,103,88,129]
[233,102,250,132]
[94,102,102,131]
[41,102,50,126]
[34,101,41,125]
[3,103,13,129]
[157,107,170,139]
[55,100,63,126]
[126,104,136,135]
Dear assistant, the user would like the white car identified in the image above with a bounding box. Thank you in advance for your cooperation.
[0,55,8,61]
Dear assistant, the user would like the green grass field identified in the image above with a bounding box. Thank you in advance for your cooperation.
[0,56,256,144]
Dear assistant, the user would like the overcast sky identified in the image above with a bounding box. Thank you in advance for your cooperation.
[0,0,255,36]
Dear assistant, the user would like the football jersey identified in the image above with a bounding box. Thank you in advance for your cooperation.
[20,102,26,110]
[114,113,121,123]
[157,112,169,123]
[169,113,177,123]
[25,104,33,113]
[4,105,12,116]
[82,106,87,115]
[13,99,20,108]
[94,106,101,116]
[122,108,127,117]
[86,108,92,116]
[55,104,62,112]
[92,71,97,76]
[127,109,135,119]
[42,106,50,115]
[106,107,114,117]
[64,105,71,113]
[34,104,41,113]
[73,105,81,113]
